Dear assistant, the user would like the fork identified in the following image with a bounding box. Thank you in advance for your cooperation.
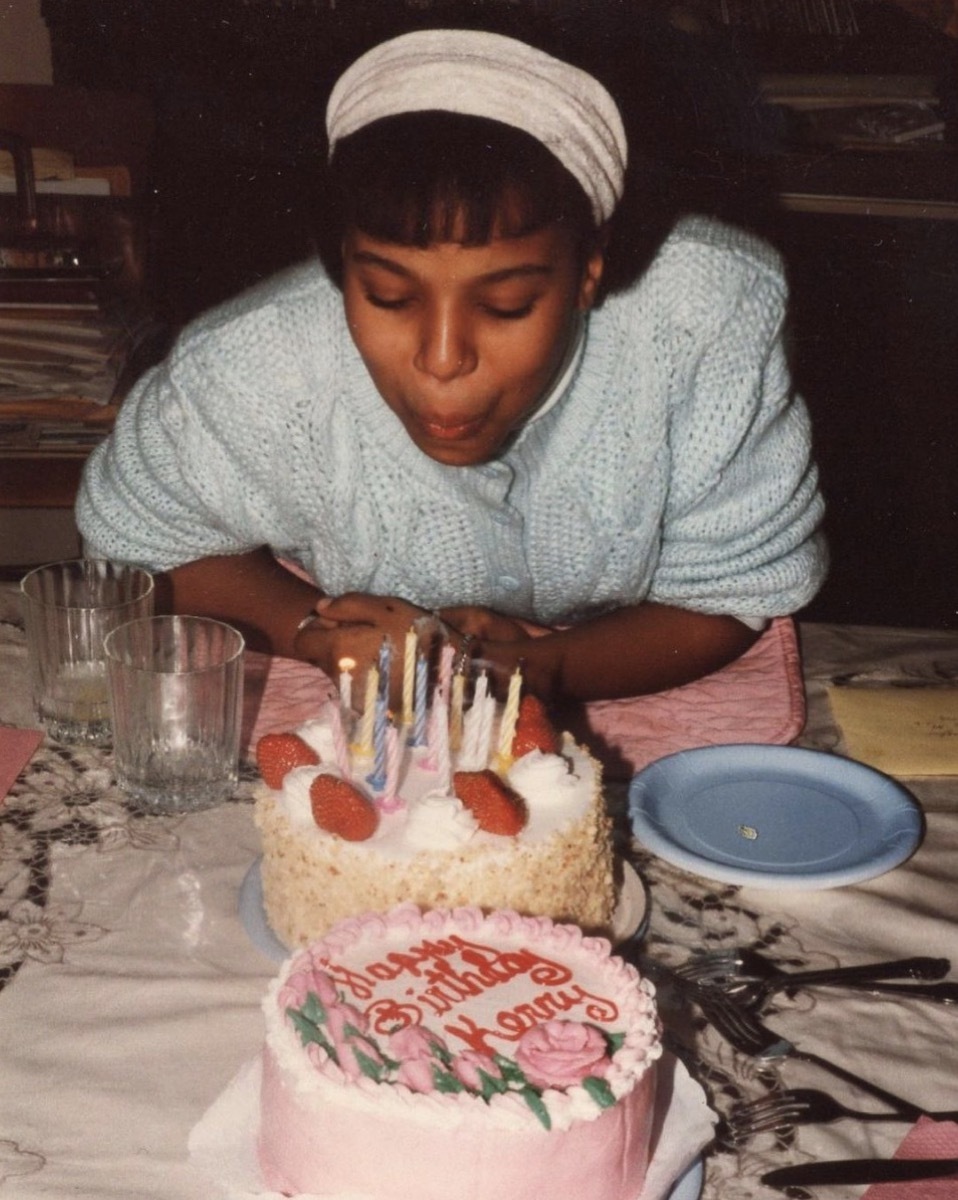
[676,948,949,985]
[722,1087,958,1143]
[675,950,957,1009]
[688,979,935,1119]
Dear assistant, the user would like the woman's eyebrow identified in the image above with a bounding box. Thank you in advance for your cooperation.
[350,249,555,285]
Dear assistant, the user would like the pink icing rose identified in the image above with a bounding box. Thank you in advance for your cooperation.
[515,1021,612,1090]
[279,964,339,1010]
[388,1024,447,1094]
[452,1049,502,1092]
[325,1000,381,1082]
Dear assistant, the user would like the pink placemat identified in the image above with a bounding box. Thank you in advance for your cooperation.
[861,1116,958,1198]
[242,617,806,777]
[0,725,43,802]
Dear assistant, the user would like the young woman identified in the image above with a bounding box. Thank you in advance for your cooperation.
[76,28,825,708]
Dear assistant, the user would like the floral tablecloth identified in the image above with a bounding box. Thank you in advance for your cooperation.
[1,578,957,1200]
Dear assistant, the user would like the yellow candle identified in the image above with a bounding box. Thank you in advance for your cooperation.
[355,665,379,755]
[450,672,465,751]
[402,627,417,726]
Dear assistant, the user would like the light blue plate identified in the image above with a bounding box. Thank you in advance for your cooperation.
[668,1156,704,1200]
[629,744,922,890]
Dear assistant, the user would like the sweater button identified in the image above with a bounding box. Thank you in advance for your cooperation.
[498,575,519,591]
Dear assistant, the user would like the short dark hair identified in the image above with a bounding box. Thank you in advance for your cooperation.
[314,111,597,285]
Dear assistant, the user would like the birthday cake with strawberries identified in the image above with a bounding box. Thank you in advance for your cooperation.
[257,903,661,1199]
[253,648,617,949]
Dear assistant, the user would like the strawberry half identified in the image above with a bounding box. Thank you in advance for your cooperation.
[309,775,379,842]
[453,769,527,836]
[510,694,561,758]
[256,732,320,789]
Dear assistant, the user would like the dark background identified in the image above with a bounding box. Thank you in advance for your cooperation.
[38,0,958,630]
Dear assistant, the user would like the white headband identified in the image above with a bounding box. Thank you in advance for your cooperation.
[326,29,628,225]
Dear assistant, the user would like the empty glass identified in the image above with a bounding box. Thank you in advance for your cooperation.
[104,615,245,814]
[20,559,155,745]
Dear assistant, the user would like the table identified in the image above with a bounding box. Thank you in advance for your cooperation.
[1,578,957,1200]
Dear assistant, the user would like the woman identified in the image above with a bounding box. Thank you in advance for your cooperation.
[76,28,825,707]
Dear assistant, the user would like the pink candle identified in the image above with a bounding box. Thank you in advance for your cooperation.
[328,701,351,779]
[380,722,404,811]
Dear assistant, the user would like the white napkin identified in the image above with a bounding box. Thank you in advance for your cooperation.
[188,1051,715,1200]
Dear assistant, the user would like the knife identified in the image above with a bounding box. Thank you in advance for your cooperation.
[763,1157,958,1189]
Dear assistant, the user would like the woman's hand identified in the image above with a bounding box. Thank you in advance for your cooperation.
[296,592,432,708]
[438,605,551,643]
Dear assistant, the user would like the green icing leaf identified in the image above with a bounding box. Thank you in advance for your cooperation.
[353,1046,387,1083]
[520,1086,552,1131]
[432,1066,466,1094]
[287,1008,339,1065]
[581,1076,616,1110]
[607,1031,626,1054]
[493,1054,528,1086]
[301,992,327,1025]
[478,1069,509,1102]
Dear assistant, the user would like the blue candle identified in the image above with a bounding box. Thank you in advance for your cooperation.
[367,695,388,790]
[411,653,428,747]
[377,637,393,702]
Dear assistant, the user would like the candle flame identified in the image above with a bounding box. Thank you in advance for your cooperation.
[338,657,357,671]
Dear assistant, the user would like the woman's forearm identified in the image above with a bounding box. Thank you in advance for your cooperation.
[160,547,324,658]
[482,603,761,703]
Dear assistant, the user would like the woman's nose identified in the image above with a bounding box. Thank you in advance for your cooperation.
[413,305,477,381]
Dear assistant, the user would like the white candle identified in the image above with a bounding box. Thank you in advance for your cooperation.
[498,665,523,760]
[338,656,355,713]
[328,701,351,779]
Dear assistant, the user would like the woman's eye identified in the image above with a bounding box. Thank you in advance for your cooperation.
[365,293,411,311]
[483,300,535,321]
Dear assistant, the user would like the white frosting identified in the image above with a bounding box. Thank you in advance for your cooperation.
[270,718,595,864]
[404,791,479,849]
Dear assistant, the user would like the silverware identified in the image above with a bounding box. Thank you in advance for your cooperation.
[674,949,954,1008]
[762,1156,958,1190]
[685,978,932,1119]
[722,1087,958,1143]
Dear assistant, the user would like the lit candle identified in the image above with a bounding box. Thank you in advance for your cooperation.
[410,652,428,747]
[355,665,378,756]
[497,664,523,763]
[338,656,355,714]
[402,627,417,727]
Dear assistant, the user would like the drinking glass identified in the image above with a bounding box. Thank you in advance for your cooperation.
[104,615,245,814]
[20,559,155,745]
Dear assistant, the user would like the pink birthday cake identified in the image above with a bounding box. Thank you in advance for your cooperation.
[253,680,617,948]
[258,904,661,1199]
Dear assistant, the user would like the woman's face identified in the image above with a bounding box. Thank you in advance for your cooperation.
[342,222,604,466]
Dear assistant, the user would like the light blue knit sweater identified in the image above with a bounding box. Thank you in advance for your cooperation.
[77,215,826,625]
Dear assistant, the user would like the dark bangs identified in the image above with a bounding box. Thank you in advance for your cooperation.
[316,112,596,282]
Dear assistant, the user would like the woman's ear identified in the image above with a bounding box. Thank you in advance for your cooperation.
[576,238,607,312]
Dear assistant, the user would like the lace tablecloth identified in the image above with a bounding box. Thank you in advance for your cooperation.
[1,578,957,1200]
